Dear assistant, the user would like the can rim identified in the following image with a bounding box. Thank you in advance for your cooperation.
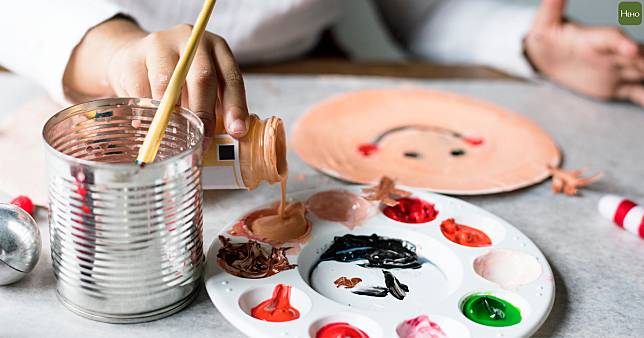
[41,97,204,170]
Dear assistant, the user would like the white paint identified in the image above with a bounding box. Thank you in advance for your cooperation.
[473,249,542,289]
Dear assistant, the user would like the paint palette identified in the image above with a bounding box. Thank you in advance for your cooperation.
[205,186,555,338]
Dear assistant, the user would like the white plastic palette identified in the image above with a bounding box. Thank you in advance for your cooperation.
[205,186,555,338]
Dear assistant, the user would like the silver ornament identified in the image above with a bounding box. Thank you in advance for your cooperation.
[0,203,41,285]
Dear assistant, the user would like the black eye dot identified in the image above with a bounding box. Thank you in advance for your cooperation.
[450,149,466,156]
[404,151,420,158]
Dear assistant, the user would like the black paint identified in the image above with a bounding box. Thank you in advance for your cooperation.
[318,234,423,269]
[352,286,388,297]
[451,149,466,156]
[352,270,409,300]
[383,270,408,300]
[403,151,420,158]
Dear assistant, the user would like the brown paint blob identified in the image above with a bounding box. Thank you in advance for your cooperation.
[306,189,374,229]
[334,277,363,289]
[216,236,296,279]
[229,202,311,248]
[362,176,411,207]
[440,218,492,247]
[250,284,300,322]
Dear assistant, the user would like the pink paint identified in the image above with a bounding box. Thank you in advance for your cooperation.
[396,315,446,338]
[306,189,374,229]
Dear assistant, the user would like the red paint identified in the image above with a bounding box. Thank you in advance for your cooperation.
[75,179,90,214]
[10,195,35,215]
[383,197,438,223]
[440,218,491,247]
[639,217,644,238]
[614,199,637,227]
[251,284,300,322]
[316,322,370,338]
[462,136,484,146]
[357,143,378,156]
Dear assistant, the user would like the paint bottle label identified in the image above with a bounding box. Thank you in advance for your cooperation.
[202,134,245,189]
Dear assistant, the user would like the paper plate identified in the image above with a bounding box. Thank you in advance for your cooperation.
[205,186,555,338]
[291,89,561,195]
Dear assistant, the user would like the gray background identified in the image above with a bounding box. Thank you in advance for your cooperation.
[336,0,644,61]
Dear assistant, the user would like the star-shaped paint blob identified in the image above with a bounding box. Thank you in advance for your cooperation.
[548,165,603,196]
[362,176,411,206]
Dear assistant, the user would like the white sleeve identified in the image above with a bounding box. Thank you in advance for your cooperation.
[389,0,538,78]
[0,1,121,104]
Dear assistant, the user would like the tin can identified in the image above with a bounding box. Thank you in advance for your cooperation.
[42,98,204,323]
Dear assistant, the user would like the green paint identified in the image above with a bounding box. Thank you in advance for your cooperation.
[462,294,522,327]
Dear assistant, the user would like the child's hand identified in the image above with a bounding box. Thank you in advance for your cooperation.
[64,17,249,139]
[525,0,644,106]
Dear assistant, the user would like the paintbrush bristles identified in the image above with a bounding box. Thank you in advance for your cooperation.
[136,0,217,165]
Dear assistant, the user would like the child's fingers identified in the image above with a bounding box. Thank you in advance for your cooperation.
[619,66,644,82]
[588,27,638,57]
[211,35,249,138]
[145,42,180,100]
[123,62,152,98]
[186,39,217,137]
[616,84,644,106]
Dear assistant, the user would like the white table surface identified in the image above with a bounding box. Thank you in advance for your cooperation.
[0,73,643,338]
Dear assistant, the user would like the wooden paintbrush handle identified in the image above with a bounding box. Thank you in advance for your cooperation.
[136,0,217,164]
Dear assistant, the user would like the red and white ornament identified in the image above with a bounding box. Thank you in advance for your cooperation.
[598,195,644,238]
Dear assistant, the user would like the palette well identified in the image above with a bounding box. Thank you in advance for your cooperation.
[205,186,555,338]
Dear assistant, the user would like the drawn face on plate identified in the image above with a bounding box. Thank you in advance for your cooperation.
[292,88,561,194]
[358,125,484,161]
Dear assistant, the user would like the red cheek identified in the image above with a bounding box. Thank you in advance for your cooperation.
[357,143,378,156]
[462,136,484,146]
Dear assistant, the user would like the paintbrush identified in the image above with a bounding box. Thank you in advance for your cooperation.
[136,0,217,165]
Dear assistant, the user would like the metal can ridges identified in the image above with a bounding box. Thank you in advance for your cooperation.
[43,98,205,323]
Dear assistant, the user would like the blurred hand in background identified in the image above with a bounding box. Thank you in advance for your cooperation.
[525,0,644,106]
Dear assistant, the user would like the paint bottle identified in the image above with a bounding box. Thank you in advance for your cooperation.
[202,114,287,190]
[598,194,644,239]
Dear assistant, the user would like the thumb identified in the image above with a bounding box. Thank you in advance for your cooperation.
[533,0,566,28]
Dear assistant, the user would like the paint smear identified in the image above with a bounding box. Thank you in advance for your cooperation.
[306,189,374,229]
[250,284,300,322]
[317,234,424,269]
[334,277,363,289]
[383,197,438,224]
[353,270,409,300]
[229,202,311,248]
[473,250,542,289]
[440,218,491,247]
[131,119,142,128]
[357,143,378,156]
[216,236,296,279]
[316,322,370,338]
[462,136,484,146]
[396,315,447,338]
[462,294,522,327]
